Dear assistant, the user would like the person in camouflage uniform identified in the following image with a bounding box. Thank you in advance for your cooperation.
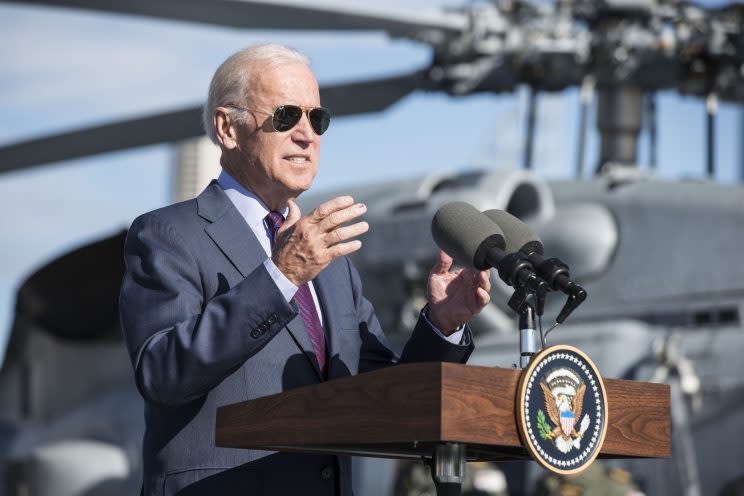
[393,459,641,496]
[532,461,643,496]
[393,460,508,496]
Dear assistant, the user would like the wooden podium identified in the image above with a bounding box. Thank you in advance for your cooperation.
[216,362,670,494]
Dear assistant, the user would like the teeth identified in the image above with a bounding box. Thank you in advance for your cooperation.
[287,157,307,163]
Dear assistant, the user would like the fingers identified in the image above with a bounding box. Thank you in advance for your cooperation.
[471,271,491,307]
[476,287,491,306]
[305,195,369,247]
[324,221,369,245]
[318,202,367,232]
[478,270,491,292]
[311,196,367,231]
[312,196,355,223]
[328,240,363,258]
[274,196,369,286]
[432,250,453,274]
[461,268,491,288]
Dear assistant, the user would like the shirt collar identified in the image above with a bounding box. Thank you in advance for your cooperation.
[217,169,288,232]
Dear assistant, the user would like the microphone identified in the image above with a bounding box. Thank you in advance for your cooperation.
[431,201,505,270]
[482,209,587,323]
[430,202,549,302]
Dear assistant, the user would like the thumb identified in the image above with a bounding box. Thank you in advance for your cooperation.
[432,249,453,274]
[279,199,302,233]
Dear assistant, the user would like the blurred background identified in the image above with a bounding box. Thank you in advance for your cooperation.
[1,0,743,495]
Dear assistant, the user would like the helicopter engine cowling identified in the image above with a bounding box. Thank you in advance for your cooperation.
[299,167,556,337]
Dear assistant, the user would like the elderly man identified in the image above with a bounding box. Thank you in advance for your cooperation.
[120,44,491,496]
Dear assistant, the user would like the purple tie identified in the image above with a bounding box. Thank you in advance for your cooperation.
[265,211,326,374]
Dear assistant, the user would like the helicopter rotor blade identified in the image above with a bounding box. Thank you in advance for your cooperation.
[0,107,205,175]
[1,0,467,37]
[321,69,428,116]
[0,70,428,173]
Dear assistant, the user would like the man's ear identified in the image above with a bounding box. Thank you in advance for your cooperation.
[214,108,239,149]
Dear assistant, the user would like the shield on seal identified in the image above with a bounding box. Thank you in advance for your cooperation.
[560,410,575,436]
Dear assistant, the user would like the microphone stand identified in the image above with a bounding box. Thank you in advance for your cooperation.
[508,287,541,368]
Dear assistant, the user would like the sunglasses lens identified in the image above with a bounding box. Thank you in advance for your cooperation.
[272,105,331,135]
[273,105,303,132]
[309,108,331,136]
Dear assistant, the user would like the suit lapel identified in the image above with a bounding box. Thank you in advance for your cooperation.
[197,181,323,380]
[198,182,265,277]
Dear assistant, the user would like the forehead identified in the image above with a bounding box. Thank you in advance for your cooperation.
[250,61,320,108]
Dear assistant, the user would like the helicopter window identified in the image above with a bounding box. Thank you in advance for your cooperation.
[392,201,428,214]
[505,183,542,220]
[430,171,487,194]
[694,308,739,327]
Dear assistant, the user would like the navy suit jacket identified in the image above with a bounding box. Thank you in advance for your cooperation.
[120,181,474,495]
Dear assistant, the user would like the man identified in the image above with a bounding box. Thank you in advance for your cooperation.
[120,44,491,496]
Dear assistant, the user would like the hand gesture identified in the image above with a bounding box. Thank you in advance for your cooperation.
[272,196,368,286]
[426,250,491,335]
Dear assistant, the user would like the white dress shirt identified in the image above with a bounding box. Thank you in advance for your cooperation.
[217,170,463,343]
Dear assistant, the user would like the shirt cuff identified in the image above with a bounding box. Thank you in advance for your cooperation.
[422,306,465,345]
[263,258,298,303]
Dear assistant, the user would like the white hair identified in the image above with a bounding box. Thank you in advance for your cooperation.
[202,44,311,144]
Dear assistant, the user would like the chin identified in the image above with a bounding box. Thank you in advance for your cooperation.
[280,181,312,199]
[291,184,312,197]
[286,175,316,194]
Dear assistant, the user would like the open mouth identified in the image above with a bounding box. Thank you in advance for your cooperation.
[284,156,310,165]
[284,155,311,164]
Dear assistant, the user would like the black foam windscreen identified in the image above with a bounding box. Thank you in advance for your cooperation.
[482,209,543,255]
[431,201,505,270]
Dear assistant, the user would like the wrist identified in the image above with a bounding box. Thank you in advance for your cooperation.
[426,305,459,336]
[272,255,303,286]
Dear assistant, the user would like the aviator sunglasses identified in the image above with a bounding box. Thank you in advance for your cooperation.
[227,104,331,136]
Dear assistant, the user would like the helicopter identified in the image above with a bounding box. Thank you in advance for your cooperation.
[1,1,744,495]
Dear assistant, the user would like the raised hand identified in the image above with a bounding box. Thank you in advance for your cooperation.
[426,250,491,335]
[272,196,368,286]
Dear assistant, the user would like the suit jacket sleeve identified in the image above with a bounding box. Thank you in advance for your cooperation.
[119,212,299,407]
[344,258,474,374]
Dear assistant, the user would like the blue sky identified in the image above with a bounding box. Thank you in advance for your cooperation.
[0,1,740,359]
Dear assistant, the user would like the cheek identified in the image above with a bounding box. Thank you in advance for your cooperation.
[255,139,283,173]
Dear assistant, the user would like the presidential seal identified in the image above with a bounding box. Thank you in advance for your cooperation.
[516,345,608,475]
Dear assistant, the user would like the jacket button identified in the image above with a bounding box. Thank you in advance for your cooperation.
[250,329,260,338]
[320,466,334,480]
[268,314,277,324]
[259,323,267,332]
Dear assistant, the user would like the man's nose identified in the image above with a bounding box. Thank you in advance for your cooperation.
[292,112,315,143]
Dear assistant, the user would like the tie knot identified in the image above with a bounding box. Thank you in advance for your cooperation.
[265,211,285,244]
[265,210,285,230]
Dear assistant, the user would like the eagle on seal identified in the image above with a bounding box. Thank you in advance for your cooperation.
[540,367,587,444]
